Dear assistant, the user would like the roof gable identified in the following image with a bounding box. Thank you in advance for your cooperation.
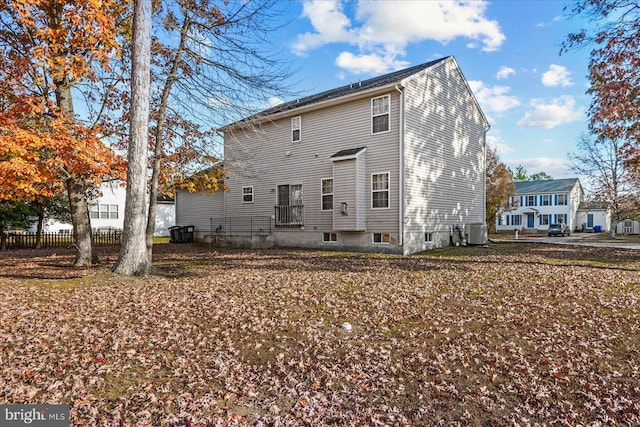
[514,178,580,195]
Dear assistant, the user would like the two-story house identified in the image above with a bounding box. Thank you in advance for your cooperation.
[175,56,489,255]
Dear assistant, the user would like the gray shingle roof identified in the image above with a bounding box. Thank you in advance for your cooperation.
[331,147,366,158]
[224,57,450,129]
[514,178,579,195]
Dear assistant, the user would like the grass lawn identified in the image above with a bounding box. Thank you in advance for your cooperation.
[1,243,639,425]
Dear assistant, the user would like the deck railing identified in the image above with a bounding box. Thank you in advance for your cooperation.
[274,205,304,227]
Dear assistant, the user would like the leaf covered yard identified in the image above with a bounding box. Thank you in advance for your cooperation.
[0,244,639,425]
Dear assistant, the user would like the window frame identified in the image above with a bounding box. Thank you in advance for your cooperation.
[425,232,434,243]
[542,195,550,206]
[557,194,567,206]
[89,204,99,219]
[242,186,254,204]
[372,232,391,244]
[322,232,337,242]
[371,95,390,134]
[291,116,301,142]
[321,178,333,211]
[512,215,522,226]
[371,172,390,209]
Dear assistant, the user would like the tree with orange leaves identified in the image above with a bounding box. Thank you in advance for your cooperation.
[0,0,128,265]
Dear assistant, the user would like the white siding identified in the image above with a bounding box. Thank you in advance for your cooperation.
[402,58,487,254]
[175,189,225,240]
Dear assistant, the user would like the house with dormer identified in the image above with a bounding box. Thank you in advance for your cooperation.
[175,56,489,255]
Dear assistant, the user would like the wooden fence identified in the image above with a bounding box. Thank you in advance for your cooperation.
[2,231,122,250]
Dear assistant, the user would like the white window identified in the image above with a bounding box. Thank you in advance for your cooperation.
[373,233,390,244]
[109,205,118,219]
[371,172,390,209]
[242,186,254,203]
[526,195,536,206]
[512,215,522,226]
[292,116,301,142]
[557,194,567,205]
[540,214,551,225]
[321,178,333,211]
[425,232,434,243]
[371,95,390,134]
[323,232,337,242]
[89,204,99,219]
[542,195,550,206]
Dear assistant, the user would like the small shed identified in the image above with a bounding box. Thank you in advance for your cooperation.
[616,219,640,235]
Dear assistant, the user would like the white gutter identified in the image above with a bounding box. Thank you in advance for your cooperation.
[396,84,404,249]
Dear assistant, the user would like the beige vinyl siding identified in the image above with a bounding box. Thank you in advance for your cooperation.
[402,59,486,247]
[332,154,366,231]
[175,189,225,239]
[224,91,401,234]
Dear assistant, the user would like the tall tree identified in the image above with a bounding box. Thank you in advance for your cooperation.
[0,0,128,265]
[562,0,640,177]
[570,134,638,237]
[508,165,553,182]
[142,0,292,261]
[486,146,516,232]
[112,0,152,275]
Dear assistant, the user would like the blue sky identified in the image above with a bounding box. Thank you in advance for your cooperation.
[263,0,593,181]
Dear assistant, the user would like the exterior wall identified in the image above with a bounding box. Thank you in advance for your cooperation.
[175,189,225,241]
[576,210,610,232]
[155,203,176,236]
[402,58,487,254]
[223,89,403,252]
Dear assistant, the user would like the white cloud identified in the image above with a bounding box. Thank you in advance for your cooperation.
[291,0,355,55]
[541,64,574,87]
[292,0,506,74]
[486,131,515,155]
[268,96,284,107]
[496,66,515,80]
[468,80,520,114]
[517,96,584,129]
[335,52,409,75]
[507,157,572,179]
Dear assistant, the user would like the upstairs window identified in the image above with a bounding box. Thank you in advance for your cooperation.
[89,204,99,219]
[292,116,301,142]
[321,178,333,211]
[371,95,390,134]
[557,194,567,205]
[527,195,536,206]
[542,195,550,206]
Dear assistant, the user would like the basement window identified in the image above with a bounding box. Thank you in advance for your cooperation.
[372,233,390,244]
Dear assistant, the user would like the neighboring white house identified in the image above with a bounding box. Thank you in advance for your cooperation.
[496,178,610,233]
[40,180,175,236]
[175,56,489,255]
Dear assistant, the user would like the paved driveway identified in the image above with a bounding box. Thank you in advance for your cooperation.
[519,233,640,249]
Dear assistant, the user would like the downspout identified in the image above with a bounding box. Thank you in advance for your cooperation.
[483,124,490,226]
[396,84,404,250]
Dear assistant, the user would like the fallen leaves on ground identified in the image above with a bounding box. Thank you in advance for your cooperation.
[0,243,639,425]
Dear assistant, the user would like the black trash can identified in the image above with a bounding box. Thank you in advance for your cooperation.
[180,225,195,243]
[168,226,182,243]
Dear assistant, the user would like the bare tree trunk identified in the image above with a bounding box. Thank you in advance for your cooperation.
[55,80,98,265]
[113,0,152,275]
[35,207,44,249]
[146,18,191,263]
[67,177,98,265]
